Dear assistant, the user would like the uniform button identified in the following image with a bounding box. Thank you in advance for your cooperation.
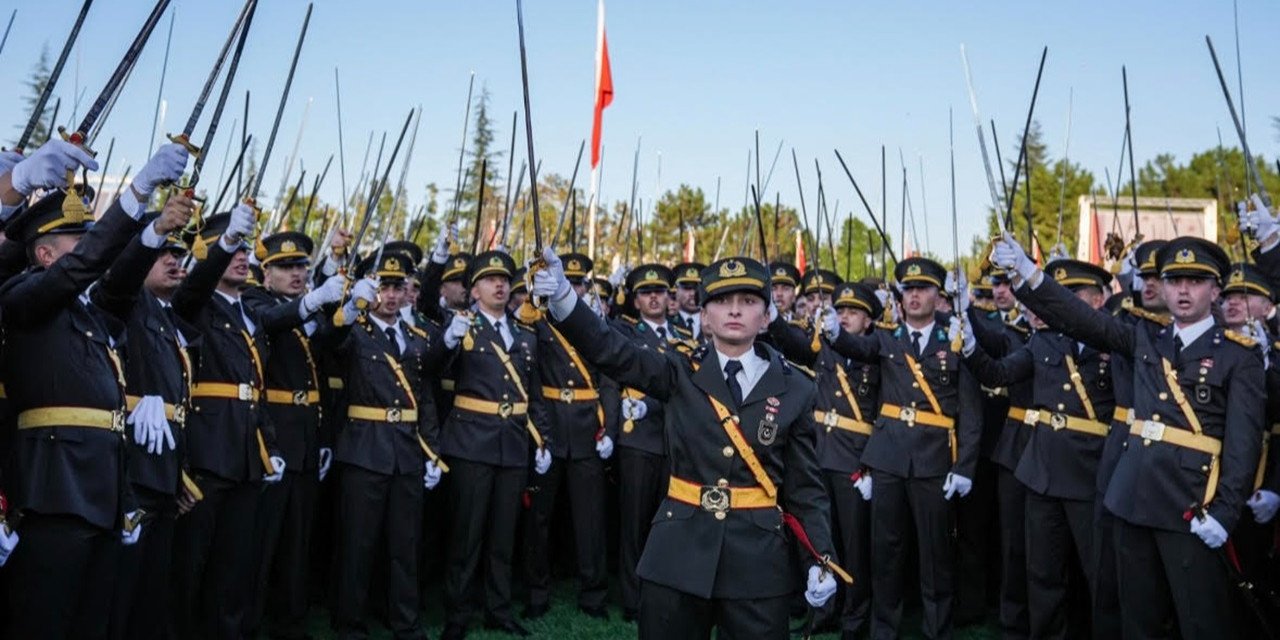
[1197,377,1205,383]
[1062,383,1071,391]
[714,511,727,521]
[722,446,734,458]
[503,375,510,380]
[717,478,728,488]
[1199,367,1208,375]
[1200,465,1209,472]
[1158,392,1168,401]
[1057,403,1065,411]
[224,324,231,329]
[502,394,509,400]
[911,382,919,389]
[1152,414,1161,422]
[834,391,842,397]
[1142,439,1151,446]
[568,380,576,387]
[85,331,93,337]
[666,511,673,518]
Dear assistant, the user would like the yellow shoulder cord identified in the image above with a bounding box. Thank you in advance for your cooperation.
[703,393,778,498]
[1159,357,1217,505]
[383,351,450,473]
[489,340,546,449]
[833,361,866,424]
[240,329,274,472]
[547,323,606,434]
[903,353,955,463]
[1063,354,1097,421]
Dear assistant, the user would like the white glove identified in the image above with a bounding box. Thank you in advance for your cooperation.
[351,278,377,305]
[991,232,1037,282]
[821,306,839,341]
[443,311,472,349]
[264,456,286,483]
[804,565,838,608]
[131,142,190,198]
[1245,194,1280,252]
[431,222,458,263]
[608,265,627,287]
[222,202,257,245]
[127,395,175,456]
[596,435,614,460]
[121,511,143,545]
[621,397,648,421]
[303,275,347,314]
[534,448,551,475]
[318,447,333,482]
[424,461,442,490]
[955,270,971,313]
[1248,490,1280,524]
[1117,244,1138,281]
[0,522,17,567]
[0,150,24,176]
[853,473,872,501]
[530,248,572,300]
[9,139,99,194]
[954,317,976,356]
[1189,512,1229,548]
[942,472,972,500]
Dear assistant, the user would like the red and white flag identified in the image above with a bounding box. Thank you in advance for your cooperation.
[590,0,613,169]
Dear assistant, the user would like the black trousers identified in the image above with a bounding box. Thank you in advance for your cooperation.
[820,470,871,635]
[6,513,118,640]
[1114,518,1239,639]
[1025,491,1094,640]
[955,457,998,625]
[1091,497,1122,640]
[618,448,668,616]
[444,458,524,627]
[247,470,318,639]
[110,486,176,640]
[870,469,954,640]
[523,453,608,610]
[172,476,258,640]
[996,466,1029,639]
[638,579,791,640]
[334,464,424,640]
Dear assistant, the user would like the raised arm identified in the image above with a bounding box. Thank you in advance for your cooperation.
[1016,275,1136,357]
[963,341,1035,388]
[552,297,681,403]
[767,315,819,367]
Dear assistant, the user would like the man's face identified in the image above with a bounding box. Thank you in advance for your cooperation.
[373,281,406,320]
[676,284,699,313]
[145,250,186,296]
[265,262,308,297]
[794,296,810,318]
[900,285,938,323]
[471,275,510,312]
[1221,291,1273,328]
[221,248,249,288]
[771,283,796,314]
[1160,276,1219,325]
[804,291,832,310]
[634,288,669,322]
[701,291,768,347]
[441,279,468,308]
[1074,286,1105,311]
[1140,274,1167,312]
[667,291,680,316]
[406,280,421,307]
[837,307,871,334]
[992,281,1015,311]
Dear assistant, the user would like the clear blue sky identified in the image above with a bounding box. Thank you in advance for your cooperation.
[2,0,1276,255]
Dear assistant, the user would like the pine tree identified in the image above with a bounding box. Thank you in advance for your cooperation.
[14,46,52,147]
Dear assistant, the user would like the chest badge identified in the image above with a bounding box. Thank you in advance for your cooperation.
[1194,384,1211,404]
[758,419,777,446]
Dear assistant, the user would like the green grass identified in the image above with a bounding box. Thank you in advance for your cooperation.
[295,582,1001,639]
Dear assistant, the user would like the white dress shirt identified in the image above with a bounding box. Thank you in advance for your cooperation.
[1172,314,1215,350]
[715,347,769,400]
[479,309,514,349]
[643,318,674,340]
[214,290,256,334]
[679,310,701,337]
[904,320,936,355]
[369,314,405,354]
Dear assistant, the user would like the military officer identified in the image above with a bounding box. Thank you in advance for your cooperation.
[769,261,802,320]
[801,267,842,312]
[437,250,552,639]
[994,234,1264,639]
[823,256,981,640]
[533,252,842,639]
[671,261,706,339]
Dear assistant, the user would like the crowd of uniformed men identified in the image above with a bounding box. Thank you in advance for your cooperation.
[0,137,1277,640]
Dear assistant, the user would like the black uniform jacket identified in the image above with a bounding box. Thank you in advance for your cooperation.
[768,316,880,475]
[553,298,833,600]
[608,315,679,457]
[966,328,1116,501]
[438,309,552,468]
[171,242,279,484]
[831,313,982,480]
[968,304,1033,470]
[0,200,143,529]
[1018,276,1264,533]
[531,314,620,460]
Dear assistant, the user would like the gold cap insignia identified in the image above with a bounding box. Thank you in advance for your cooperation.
[645,269,658,281]
[1175,248,1195,264]
[775,267,786,276]
[386,256,401,272]
[453,258,466,268]
[719,260,746,278]
[567,259,582,272]
[1229,269,1245,284]
[906,264,921,277]
[1054,267,1068,282]
[281,240,297,253]
[489,256,503,267]
[837,290,855,303]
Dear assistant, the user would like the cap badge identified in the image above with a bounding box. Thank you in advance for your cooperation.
[1229,269,1245,284]
[906,264,921,277]
[1054,267,1068,282]
[386,256,401,272]
[719,260,746,278]
[489,256,504,267]
[281,240,297,253]
[645,269,658,281]
[1175,249,1195,264]
[567,259,582,272]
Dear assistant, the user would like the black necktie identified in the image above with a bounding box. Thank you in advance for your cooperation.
[1173,335,1184,367]
[724,360,744,407]
[656,326,667,340]
[911,330,924,356]
[229,300,246,330]
[385,327,401,355]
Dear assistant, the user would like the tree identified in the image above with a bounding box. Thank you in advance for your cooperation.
[458,85,505,249]
[14,46,52,147]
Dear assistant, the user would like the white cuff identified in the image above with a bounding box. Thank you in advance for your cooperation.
[118,186,147,221]
[140,222,166,249]
[218,234,240,252]
[1260,232,1280,255]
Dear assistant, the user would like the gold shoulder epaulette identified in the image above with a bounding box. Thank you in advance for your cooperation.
[789,362,816,379]
[407,324,429,339]
[1128,306,1172,326]
[875,320,898,331]
[1007,321,1030,334]
[972,300,997,312]
[1224,329,1258,348]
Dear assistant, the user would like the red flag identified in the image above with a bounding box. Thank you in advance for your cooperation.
[590,0,613,169]
[795,230,807,275]
[1089,206,1102,265]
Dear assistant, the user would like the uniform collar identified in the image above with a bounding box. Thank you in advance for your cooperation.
[1172,314,1215,349]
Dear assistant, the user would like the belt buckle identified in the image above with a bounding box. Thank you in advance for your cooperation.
[1023,409,1041,426]
[823,411,839,427]
[899,406,917,426]
[1140,420,1165,442]
[385,408,403,423]
[498,402,513,419]
[699,486,730,517]
[559,388,574,403]
[292,390,308,406]
[173,405,187,425]
[237,383,253,401]
[111,410,126,433]
[1050,413,1068,431]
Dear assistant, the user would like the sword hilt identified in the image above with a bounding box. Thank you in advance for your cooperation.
[166,132,202,158]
